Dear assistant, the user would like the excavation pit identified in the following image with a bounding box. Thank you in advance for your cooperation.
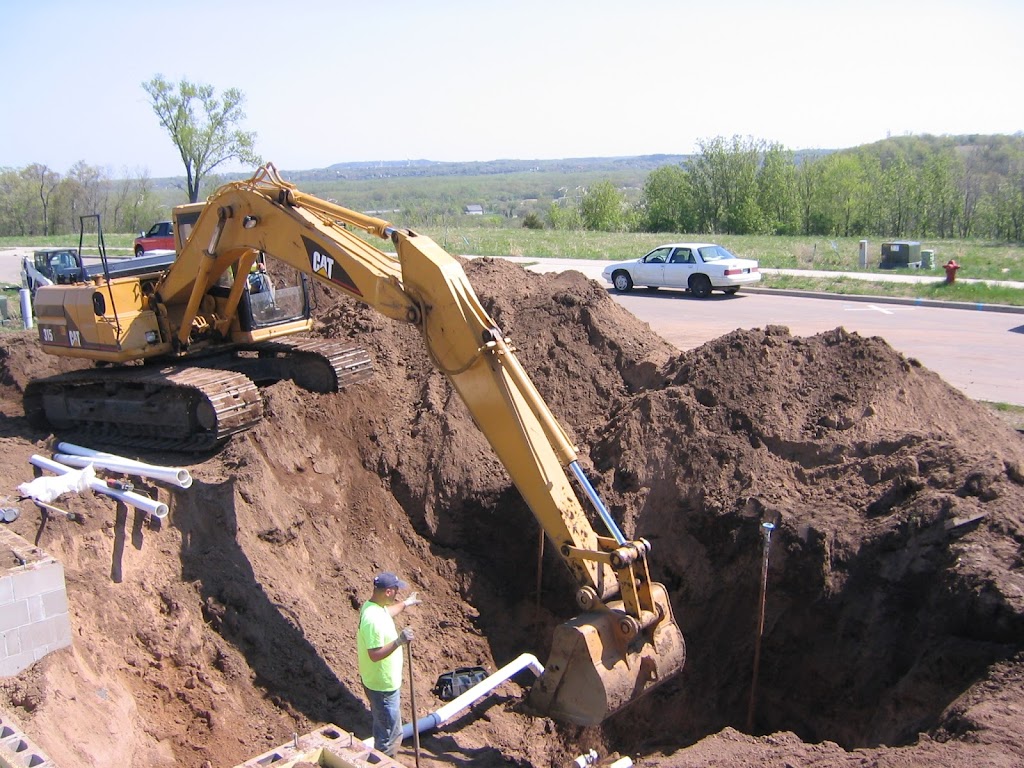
[0,259,1021,767]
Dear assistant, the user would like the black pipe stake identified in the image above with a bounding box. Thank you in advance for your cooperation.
[746,521,775,732]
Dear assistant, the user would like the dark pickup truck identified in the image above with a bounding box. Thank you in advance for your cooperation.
[21,248,176,297]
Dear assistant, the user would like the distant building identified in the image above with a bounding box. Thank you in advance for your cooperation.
[464,204,484,215]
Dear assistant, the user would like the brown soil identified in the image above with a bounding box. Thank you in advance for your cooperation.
[0,258,1022,767]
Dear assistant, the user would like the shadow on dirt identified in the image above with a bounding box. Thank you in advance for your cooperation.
[173,477,367,729]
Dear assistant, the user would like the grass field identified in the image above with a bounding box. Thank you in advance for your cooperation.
[4,226,1023,308]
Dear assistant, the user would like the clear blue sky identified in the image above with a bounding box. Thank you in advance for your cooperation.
[2,0,1021,178]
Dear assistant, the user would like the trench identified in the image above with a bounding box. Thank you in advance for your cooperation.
[596,509,1020,754]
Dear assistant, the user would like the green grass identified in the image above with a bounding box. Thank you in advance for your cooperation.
[981,402,1024,431]
[8,228,1020,278]
[5,227,1022,303]
[414,229,1024,282]
[760,273,1024,307]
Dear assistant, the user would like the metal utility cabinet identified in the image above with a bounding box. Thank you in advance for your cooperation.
[880,240,922,269]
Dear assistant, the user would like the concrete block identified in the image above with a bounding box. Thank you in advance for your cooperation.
[25,596,43,625]
[40,590,67,619]
[50,614,71,652]
[1,629,22,658]
[23,616,68,654]
[0,651,34,677]
[0,604,29,634]
[10,562,65,602]
[0,729,52,768]
[0,531,69,682]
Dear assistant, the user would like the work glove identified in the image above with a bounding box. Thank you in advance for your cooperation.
[403,591,422,608]
[397,628,415,646]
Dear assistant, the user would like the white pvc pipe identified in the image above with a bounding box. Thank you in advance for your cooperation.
[54,453,192,489]
[30,455,168,518]
[19,289,33,330]
[55,442,193,488]
[363,652,544,749]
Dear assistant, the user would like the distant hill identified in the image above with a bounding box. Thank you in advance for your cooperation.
[287,155,692,181]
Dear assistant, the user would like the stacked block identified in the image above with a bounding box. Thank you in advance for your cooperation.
[0,529,71,677]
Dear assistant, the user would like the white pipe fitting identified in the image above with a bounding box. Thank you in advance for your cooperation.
[30,455,168,518]
[362,652,544,750]
[55,442,193,488]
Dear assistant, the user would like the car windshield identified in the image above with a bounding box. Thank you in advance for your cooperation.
[697,245,738,262]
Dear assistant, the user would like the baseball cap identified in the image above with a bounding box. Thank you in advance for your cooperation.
[373,572,408,590]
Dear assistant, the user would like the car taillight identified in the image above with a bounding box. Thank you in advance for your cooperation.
[724,268,742,276]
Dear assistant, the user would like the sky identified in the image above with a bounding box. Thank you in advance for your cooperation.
[2,0,1022,179]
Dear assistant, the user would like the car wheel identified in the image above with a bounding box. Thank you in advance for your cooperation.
[134,246,145,258]
[724,287,739,295]
[689,274,713,298]
[612,271,634,292]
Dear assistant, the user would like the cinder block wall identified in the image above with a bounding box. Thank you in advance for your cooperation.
[0,528,71,677]
[0,708,57,768]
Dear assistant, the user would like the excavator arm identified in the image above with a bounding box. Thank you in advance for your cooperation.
[157,164,685,724]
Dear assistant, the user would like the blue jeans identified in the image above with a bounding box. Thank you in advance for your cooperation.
[364,685,402,757]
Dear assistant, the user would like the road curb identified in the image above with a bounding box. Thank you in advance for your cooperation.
[740,286,1024,315]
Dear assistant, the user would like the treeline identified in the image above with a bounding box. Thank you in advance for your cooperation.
[0,162,165,238]
[620,134,1023,241]
[4,134,1022,242]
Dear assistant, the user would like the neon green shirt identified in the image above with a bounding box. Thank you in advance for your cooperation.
[357,600,402,691]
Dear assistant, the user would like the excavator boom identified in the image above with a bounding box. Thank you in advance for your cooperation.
[32,164,685,723]
[154,164,684,724]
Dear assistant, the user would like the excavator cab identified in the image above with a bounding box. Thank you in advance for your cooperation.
[233,257,313,333]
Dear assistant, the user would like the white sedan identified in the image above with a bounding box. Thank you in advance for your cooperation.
[601,243,761,298]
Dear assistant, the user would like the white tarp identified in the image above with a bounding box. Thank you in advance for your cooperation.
[18,464,95,503]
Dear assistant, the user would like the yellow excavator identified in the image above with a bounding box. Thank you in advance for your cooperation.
[25,164,686,725]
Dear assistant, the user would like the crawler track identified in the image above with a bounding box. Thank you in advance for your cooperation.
[23,340,374,453]
[24,366,263,452]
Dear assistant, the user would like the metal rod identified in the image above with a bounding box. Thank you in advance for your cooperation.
[406,642,421,768]
[746,521,775,732]
[535,526,544,625]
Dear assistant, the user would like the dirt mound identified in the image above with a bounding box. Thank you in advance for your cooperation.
[0,258,1021,767]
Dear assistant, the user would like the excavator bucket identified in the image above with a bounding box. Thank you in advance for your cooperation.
[528,582,686,725]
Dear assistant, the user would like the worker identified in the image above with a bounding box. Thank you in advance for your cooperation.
[247,259,272,295]
[357,571,421,757]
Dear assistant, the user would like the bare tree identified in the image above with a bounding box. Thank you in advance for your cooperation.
[142,75,260,203]
[28,164,60,235]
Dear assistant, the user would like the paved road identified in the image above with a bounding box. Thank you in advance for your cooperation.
[501,257,1024,407]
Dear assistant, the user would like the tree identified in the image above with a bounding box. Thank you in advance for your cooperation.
[580,180,624,231]
[641,165,694,232]
[142,75,260,203]
[757,143,799,235]
[689,135,764,234]
[27,164,60,236]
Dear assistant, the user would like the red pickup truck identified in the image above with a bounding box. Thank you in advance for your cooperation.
[134,221,175,256]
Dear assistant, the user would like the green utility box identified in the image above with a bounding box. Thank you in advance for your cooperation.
[880,240,922,269]
[921,249,935,269]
